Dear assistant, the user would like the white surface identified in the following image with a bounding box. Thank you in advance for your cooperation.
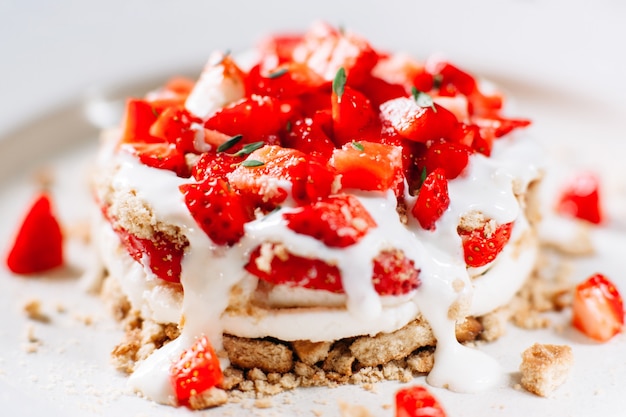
[2,1,626,416]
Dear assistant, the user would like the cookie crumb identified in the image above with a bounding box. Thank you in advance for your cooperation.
[520,343,573,397]
[338,401,374,417]
[23,299,50,323]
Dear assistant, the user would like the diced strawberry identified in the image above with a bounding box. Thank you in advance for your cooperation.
[331,141,404,192]
[149,106,202,154]
[572,273,624,342]
[246,62,327,99]
[293,21,379,86]
[119,99,163,144]
[191,151,238,181]
[556,171,603,224]
[380,97,459,143]
[372,249,421,296]
[449,123,493,156]
[395,385,447,417]
[411,168,450,230]
[6,192,64,274]
[419,140,473,180]
[245,244,419,295]
[357,75,407,109]
[170,335,223,405]
[331,85,381,146]
[283,194,376,248]
[114,226,184,283]
[472,115,531,139]
[459,221,513,268]
[430,61,477,97]
[283,116,335,159]
[257,33,304,68]
[120,142,190,178]
[290,155,338,205]
[163,76,196,98]
[180,178,254,246]
[204,95,295,144]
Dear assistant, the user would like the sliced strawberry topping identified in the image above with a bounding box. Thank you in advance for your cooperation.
[556,171,603,224]
[283,194,376,248]
[6,192,64,274]
[180,178,254,246]
[245,244,420,296]
[419,140,473,180]
[572,273,624,342]
[119,99,163,144]
[379,97,459,144]
[170,335,223,405]
[459,221,513,268]
[121,142,191,178]
[191,151,239,181]
[149,106,202,154]
[331,141,404,193]
[283,115,335,159]
[412,168,450,231]
[247,62,327,99]
[395,385,447,417]
[331,83,381,146]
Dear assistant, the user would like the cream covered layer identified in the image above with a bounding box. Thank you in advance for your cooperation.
[94,127,542,403]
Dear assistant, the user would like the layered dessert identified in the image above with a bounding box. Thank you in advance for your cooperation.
[92,22,543,408]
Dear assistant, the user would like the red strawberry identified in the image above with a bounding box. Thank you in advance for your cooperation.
[170,335,223,405]
[246,62,327,99]
[245,245,419,295]
[149,106,202,154]
[191,152,238,181]
[472,115,531,139]
[419,140,473,180]
[412,168,450,231]
[180,178,254,246]
[380,97,459,144]
[283,116,335,159]
[459,221,513,268]
[283,194,376,248]
[121,142,190,178]
[572,273,624,342]
[119,99,163,144]
[556,171,603,224]
[6,192,63,274]
[331,85,381,146]
[395,385,447,417]
[330,141,404,193]
[372,249,421,296]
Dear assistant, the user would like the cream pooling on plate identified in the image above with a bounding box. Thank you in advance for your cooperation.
[94,126,542,403]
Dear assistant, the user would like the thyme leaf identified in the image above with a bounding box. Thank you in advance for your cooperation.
[217,134,243,153]
[267,67,288,79]
[351,141,365,152]
[232,141,265,157]
[332,67,347,99]
[241,159,265,168]
[411,87,437,113]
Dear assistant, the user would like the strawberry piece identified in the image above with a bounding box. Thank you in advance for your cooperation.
[283,194,376,248]
[331,85,381,146]
[6,192,64,274]
[472,115,531,139]
[419,140,473,180]
[149,106,202,154]
[257,33,304,67]
[459,221,513,268]
[247,62,327,99]
[572,273,624,342]
[121,142,190,178]
[395,385,447,417]
[412,169,450,231]
[191,151,238,181]
[245,243,344,293]
[170,335,223,405]
[450,123,493,156]
[331,141,404,192]
[372,249,421,296]
[245,244,419,295]
[379,97,459,143]
[119,99,163,144]
[556,171,603,224]
[283,116,335,159]
[357,75,407,109]
[180,178,254,246]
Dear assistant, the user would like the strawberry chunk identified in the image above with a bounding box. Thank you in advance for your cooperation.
[372,249,421,296]
[395,385,447,417]
[419,140,473,180]
[412,168,450,231]
[331,84,381,146]
[170,335,223,405]
[283,194,376,248]
[556,171,603,224]
[6,192,64,274]
[283,116,335,159]
[180,178,254,246]
[246,62,327,99]
[572,273,624,342]
[459,221,513,268]
[120,142,190,178]
[119,99,163,144]
[331,141,404,192]
[380,97,459,143]
[149,106,202,154]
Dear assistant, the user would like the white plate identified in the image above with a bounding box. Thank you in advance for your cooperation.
[2,3,626,415]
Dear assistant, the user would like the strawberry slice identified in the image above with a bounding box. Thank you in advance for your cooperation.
[395,385,447,417]
[245,244,419,295]
[419,140,473,180]
[119,99,163,144]
[246,62,327,99]
[180,178,254,246]
[149,106,202,154]
[459,221,513,268]
[170,335,223,405]
[283,116,335,159]
[412,168,450,231]
[121,142,190,178]
[283,194,376,248]
[6,192,64,274]
[572,273,624,342]
[556,171,603,224]
[330,141,404,193]
[331,84,381,146]
[379,97,459,144]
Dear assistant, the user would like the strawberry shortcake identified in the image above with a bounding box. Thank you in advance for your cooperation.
[92,22,543,409]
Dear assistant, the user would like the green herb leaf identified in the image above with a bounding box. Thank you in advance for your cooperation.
[267,67,288,79]
[285,120,292,132]
[351,141,365,152]
[232,141,265,157]
[241,160,265,168]
[217,134,243,153]
[333,67,347,99]
[411,87,437,113]
[150,106,160,118]
[432,74,443,90]
[419,167,428,188]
